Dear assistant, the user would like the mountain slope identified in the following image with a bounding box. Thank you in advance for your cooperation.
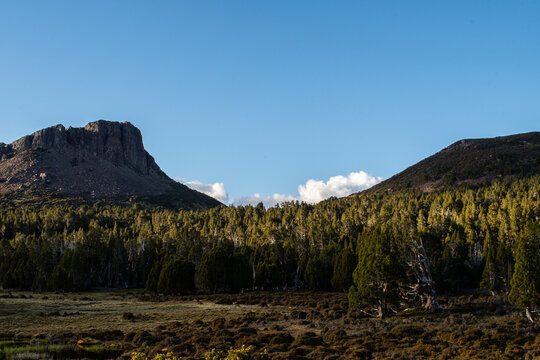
[365,131,540,194]
[0,120,222,209]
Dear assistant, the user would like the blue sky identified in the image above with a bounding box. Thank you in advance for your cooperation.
[1,1,539,205]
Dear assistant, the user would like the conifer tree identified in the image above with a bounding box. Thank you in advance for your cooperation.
[331,248,357,291]
[157,258,195,294]
[146,261,162,292]
[349,228,405,318]
[480,231,501,293]
[495,240,513,292]
[509,223,539,321]
[304,254,332,291]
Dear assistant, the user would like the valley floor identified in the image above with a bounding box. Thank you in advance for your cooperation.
[0,290,538,359]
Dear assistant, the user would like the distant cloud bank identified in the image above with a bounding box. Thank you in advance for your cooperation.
[233,193,296,207]
[177,179,229,204]
[298,171,383,204]
[178,171,382,207]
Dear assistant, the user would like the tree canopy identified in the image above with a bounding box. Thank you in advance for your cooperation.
[0,176,538,317]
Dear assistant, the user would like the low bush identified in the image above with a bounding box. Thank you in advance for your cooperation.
[205,345,268,360]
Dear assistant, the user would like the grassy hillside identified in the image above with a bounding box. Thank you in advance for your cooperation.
[364,131,540,194]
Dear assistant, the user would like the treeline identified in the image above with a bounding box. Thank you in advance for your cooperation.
[0,176,538,307]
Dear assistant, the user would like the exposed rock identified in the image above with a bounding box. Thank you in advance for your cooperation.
[0,120,221,209]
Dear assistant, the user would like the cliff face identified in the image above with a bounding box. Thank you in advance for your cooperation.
[3,121,164,176]
[0,120,221,209]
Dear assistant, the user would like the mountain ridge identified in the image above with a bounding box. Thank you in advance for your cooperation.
[0,120,222,209]
[361,131,540,195]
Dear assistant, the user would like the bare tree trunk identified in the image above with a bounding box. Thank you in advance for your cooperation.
[407,239,443,313]
[294,265,303,289]
[377,291,389,319]
[525,307,535,323]
[377,303,388,319]
[423,286,442,313]
[252,263,256,290]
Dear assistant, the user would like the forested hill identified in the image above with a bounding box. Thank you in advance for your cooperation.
[0,120,221,210]
[0,130,538,315]
[362,132,540,195]
[0,175,538,296]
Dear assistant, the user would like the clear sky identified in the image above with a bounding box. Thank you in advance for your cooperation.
[1,1,539,205]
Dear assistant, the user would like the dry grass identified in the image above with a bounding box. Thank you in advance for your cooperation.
[1,290,538,359]
[0,290,268,336]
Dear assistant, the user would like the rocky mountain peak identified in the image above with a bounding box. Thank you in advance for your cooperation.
[4,120,160,176]
[0,120,221,209]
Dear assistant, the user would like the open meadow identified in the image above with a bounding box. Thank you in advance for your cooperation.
[0,290,538,359]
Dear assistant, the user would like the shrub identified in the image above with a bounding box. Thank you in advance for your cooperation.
[130,352,181,360]
[205,345,268,360]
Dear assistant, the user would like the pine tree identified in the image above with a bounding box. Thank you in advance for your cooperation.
[156,258,195,295]
[480,231,501,293]
[145,261,162,292]
[495,240,513,292]
[348,228,405,318]
[509,222,539,321]
[304,254,332,291]
[331,248,357,291]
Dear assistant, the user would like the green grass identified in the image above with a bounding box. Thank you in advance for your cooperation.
[0,341,125,359]
[84,343,123,353]
[0,343,70,356]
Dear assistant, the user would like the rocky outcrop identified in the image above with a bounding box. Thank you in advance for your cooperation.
[0,120,222,209]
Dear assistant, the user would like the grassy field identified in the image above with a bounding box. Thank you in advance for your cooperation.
[0,290,539,359]
[0,290,266,336]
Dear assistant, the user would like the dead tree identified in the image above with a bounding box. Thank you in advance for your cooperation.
[406,239,443,313]
[525,308,536,323]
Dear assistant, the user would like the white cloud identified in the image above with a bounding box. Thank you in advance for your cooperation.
[233,193,296,208]
[177,179,229,204]
[298,171,382,204]
[178,170,381,207]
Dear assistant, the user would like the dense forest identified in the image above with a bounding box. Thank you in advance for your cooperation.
[0,176,538,316]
